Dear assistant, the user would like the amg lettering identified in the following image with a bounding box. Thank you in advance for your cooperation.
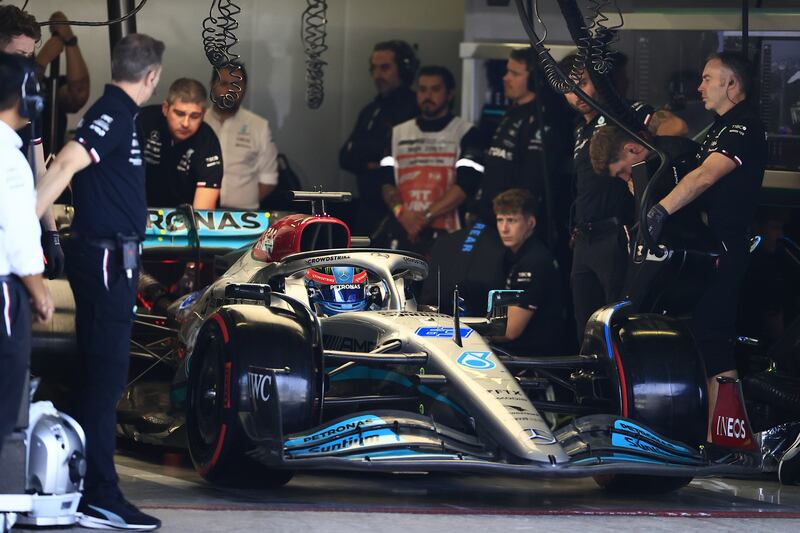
[323,335,376,352]
[302,418,377,443]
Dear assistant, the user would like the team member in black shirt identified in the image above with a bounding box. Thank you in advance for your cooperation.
[478,47,572,241]
[490,189,564,355]
[644,52,767,441]
[138,77,223,208]
[479,48,546,222]
[340,40,419,236]
[36,34,163,531]
[0,5,65,279]
[561,54,687,342]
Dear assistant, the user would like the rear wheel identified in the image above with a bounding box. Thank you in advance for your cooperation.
[186,317,293,487]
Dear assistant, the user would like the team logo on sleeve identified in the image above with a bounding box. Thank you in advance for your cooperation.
[89,114,113,137]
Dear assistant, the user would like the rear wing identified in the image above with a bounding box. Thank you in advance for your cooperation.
[144,207,271,251]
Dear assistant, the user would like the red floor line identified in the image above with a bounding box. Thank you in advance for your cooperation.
[140,503,800,519]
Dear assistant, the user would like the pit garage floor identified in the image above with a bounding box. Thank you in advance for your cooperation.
[21,446,800,533]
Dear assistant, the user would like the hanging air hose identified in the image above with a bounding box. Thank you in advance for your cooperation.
[203,0,244,109]
[301,0,329,110]
[513,0,670,256]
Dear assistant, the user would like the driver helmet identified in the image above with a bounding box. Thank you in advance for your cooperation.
[305,266,369,315]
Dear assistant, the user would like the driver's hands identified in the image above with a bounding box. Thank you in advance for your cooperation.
[398,210,426,242]
[646,203,669,244]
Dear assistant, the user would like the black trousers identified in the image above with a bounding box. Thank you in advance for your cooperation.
[65,241,138,495]
[691,241,750,377]
[0,276,31,455]
[570,227,629,342]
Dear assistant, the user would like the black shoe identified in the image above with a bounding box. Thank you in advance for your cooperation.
[779,431,800,485]
[78,491,161,531]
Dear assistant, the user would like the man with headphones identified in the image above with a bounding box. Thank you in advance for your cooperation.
[0,5,65,281]
[0,52,54,455]
[340,40,419,238]
[477,48,546,225]
[645,52,767,444]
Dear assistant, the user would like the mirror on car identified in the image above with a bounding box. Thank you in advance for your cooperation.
[486,290,523,320]
[224,283,272,303]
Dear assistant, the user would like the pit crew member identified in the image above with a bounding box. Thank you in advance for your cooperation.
[380,65,483,255]
[561,53,687,341]
[339,40,419,236]
[0,5,64,279]
[35,34,164,531]
[0,53,53,455]
[139,77,222,209]
[205,63,279,210]
[489,188,564,355]
[644,52,767,441]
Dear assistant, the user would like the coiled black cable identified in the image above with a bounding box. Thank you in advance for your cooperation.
[587,0,624,75]
[37,0,149,27]
[301,0,329,110]
[514,0,669,256]
[203,0,243,109]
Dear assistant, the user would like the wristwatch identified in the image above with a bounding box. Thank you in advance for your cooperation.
[61,35,78,47]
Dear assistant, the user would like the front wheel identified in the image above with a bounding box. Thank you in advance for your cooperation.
[186,317,293,487]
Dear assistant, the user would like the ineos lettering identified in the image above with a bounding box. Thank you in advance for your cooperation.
[716,416,747,440]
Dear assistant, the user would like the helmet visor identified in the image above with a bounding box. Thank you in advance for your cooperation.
[319,284,366,303]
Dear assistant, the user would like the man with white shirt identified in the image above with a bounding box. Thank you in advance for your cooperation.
[205,63,279,210]
[0,53,53,454]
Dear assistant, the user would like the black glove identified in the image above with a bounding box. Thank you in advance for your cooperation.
[646,203,669,245]
[42,230,65,279]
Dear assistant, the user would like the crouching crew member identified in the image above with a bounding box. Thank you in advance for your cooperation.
[35,34,163,531]
[643,52,767,442]
[0,53,53,454]
[138,77,223,209]
[490,189,564,355]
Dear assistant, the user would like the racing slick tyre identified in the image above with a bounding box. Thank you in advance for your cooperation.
[583,305,707,493]
[186,305,322,487]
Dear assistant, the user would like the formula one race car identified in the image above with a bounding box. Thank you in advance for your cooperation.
[32,193,765,493]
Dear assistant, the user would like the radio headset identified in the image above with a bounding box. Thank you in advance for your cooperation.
[21,64,45,119]
[378,40,420,86]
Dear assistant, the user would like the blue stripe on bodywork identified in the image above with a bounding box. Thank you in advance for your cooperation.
[285,415,385,448]
[288,428,399,456]
[329,366,466,415]
[613,420,693,455]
